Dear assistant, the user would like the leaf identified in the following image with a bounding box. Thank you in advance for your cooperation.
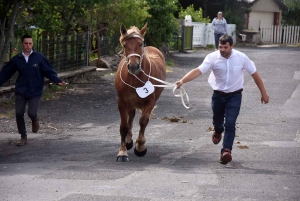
[237,145,249,149]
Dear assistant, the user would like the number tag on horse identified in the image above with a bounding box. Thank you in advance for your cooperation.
[136,81,154,98]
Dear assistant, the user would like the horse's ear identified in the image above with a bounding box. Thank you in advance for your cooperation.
[120,24,127,35]
[140,23,147,36]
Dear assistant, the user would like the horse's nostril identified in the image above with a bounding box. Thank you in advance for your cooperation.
[128,63,139,69]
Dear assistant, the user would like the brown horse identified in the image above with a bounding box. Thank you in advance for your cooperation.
[114,23,166,162]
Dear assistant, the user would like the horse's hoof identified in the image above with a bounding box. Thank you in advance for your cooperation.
[126,141,133,150]
[116,155,129,162]
[134,147,147,157]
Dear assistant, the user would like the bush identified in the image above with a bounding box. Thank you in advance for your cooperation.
[179,4,210,23]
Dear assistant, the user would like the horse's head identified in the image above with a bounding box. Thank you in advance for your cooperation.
[120,23,147,75]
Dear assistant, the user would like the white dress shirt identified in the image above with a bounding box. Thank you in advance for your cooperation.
[22,50,33,63]
[198,49,256,93]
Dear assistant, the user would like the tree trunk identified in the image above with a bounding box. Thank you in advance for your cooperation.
[0,0,21,67]
[203,0,208,18]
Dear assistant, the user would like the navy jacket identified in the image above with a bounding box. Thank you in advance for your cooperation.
[0,51,62,98]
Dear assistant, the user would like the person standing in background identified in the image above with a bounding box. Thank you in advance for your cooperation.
[0,34,66,146]
[212,11,228,50]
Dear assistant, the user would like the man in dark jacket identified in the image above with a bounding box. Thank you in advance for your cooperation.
[0,34,65,146]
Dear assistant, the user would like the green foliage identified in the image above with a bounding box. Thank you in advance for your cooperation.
[15,0,108,35]
[168,35,181,51]
[223,4,243,32]
[179,4,210,23]
[205,44,215,49]
[165,59,175,67]
[222,0,250,32]
[93,0,149,37]
[282,0,300,25]
[144,0,180,47]
[42,84,68,100]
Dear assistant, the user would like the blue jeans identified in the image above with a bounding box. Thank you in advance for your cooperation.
[214,33,224,49]
[211,92,242,153]
[15,95,41,139]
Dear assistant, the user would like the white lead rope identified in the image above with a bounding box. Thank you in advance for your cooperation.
[143,54,190,109]
[120,51,190,109]
[141,70,190,109]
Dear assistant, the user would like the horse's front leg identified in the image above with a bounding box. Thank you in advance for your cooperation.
[126,109,135,150]
[117,100,130,162]
[134,101,155,157]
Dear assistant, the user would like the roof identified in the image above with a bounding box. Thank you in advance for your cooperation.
[251,0,288,11]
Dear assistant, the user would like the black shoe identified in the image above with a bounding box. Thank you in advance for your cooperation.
[32,118,40,133]
[16,138,27,146]
[212,132,222,145]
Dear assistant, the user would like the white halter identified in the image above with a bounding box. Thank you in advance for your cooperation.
[119,33,190,109]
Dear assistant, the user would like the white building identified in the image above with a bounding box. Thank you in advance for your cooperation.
[246,0,287,31]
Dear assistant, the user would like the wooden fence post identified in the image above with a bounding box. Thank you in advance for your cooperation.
[70,33,75,66]
[180,26,185,52]
[296,26,300,44]
[49,32,54,64]
[56,35,61,70]
[41,31,48,56]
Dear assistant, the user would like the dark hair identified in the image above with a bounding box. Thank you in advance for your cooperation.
[21,34,32,43]
[219,34,233,46]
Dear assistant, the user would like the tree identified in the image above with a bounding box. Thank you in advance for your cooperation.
[25,0,108,35]
[178,0,251,32]
[0,0,109,66]
[0,0,34,67]
[178,4,210,23]
[93,0,149,36]
[222,0,251,32]
[144,0,180,48]
[282,0,300,25]
[0,0,189,67]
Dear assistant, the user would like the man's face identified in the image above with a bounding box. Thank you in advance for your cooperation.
[22,38,33,53]
[219,42,233,58]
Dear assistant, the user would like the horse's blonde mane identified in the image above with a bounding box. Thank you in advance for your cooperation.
[127,26,140,34]
[119,26,144,44]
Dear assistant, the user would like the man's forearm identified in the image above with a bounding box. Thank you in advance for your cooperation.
[180,68,202,84]
[252,72,267,95]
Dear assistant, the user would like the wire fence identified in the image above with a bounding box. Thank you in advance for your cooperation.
[37,32,89,71]
[3,32,89,86]
[2,30,180,86]
[94,35,120,56]
[7,32,88,70]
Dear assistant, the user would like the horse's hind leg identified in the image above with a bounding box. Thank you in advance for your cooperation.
[117,101,130,162]
[134,102,154,157]
[126,109,135,150]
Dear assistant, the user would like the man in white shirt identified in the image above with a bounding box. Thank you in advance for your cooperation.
[175,34,269,164]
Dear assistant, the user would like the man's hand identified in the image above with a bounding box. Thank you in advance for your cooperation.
[58,81,67,86]
[175,80,183,89]
[261,93,269,104]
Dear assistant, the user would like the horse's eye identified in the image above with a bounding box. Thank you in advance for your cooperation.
[140,43,143,47]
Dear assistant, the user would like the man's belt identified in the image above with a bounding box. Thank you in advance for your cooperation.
[214,89,243,96]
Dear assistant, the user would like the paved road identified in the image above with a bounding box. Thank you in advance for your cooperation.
[0,46,300,201]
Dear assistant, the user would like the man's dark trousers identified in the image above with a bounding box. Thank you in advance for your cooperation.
[15,95,40,139]
[211,92,242,153]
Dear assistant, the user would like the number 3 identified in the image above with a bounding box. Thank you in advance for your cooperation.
[143,87,149,93]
